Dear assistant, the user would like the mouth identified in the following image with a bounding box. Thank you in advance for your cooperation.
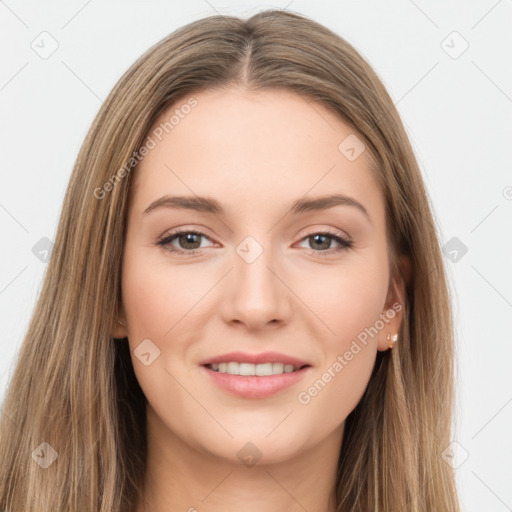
[200,362,312,399]
[203,362,310,376]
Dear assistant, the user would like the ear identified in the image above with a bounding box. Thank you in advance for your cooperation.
[377,254,410,352]
[111,305,129,340]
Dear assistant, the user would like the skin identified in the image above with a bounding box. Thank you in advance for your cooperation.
[112,86,407,512]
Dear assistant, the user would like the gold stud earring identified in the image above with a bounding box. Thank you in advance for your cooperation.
[386,333,398,349]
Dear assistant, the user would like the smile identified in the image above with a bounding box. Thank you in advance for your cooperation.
[205,362,307,376]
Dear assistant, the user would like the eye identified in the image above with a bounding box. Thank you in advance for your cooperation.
[157,229,214,255]
[156,228,353,257]
[296,229,353,256]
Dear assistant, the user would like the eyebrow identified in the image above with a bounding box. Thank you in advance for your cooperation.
[143,193,371,222]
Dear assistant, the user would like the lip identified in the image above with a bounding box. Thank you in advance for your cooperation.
[200,364,311,399]
[198,351,310,367]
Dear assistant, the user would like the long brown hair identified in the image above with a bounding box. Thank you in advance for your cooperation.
[0,9,461,511]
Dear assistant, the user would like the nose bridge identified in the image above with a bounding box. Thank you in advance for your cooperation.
[223,233,290,327]
[235,233,279,299]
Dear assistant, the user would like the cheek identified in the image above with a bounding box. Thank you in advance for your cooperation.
[293,256,388,411]
[121,250,203,338]
[297,342,376,433]
[295,269,385,424]
[297,256,389,346]
[120,252,204,421]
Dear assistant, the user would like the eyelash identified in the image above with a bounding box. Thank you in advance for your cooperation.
[156,228,354,257]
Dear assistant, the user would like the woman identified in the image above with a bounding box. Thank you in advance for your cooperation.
[0,9,461,511]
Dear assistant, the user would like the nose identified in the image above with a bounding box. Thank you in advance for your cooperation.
[220,242,292,331]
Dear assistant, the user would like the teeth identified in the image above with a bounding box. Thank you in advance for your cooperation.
[209,362,301,376]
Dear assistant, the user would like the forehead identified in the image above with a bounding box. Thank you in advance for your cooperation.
[130,87,384,224]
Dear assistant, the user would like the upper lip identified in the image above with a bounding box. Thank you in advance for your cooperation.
[199,351,311,368]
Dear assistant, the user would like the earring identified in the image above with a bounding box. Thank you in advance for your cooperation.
[117,319,126,327]
[386,333,398,349]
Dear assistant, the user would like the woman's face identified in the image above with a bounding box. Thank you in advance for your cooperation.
[114,86,405,465]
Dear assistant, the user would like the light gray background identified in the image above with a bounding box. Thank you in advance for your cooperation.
[1,1,511,510]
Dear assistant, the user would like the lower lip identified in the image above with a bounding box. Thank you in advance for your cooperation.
[200,365,311,399]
